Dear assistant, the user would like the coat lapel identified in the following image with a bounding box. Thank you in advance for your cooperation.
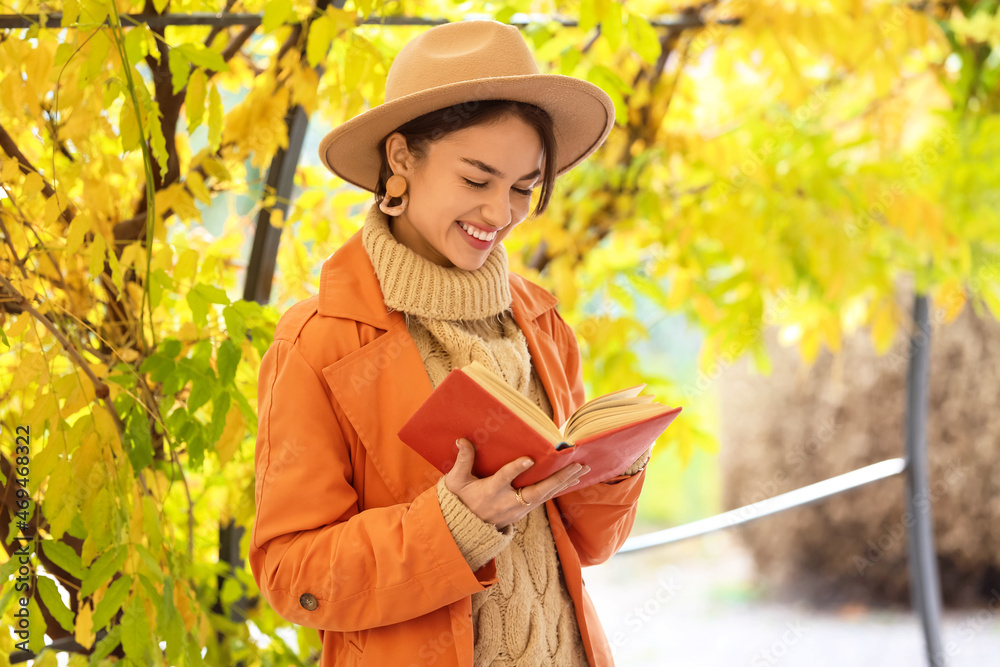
[316,228,566,505]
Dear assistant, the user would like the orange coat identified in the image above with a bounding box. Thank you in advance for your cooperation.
[249,228,648,666]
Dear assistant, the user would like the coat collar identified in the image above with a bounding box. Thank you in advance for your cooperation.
[318,227,559,329]
[316,227,569,505]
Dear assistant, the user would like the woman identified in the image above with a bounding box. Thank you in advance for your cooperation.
[249,19,653,667]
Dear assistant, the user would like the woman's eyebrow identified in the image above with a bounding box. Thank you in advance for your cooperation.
[460,157,540,181]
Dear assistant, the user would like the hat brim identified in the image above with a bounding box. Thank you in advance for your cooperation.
[318,74,615,193]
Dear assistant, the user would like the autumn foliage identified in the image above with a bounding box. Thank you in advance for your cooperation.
[1,0,999,664]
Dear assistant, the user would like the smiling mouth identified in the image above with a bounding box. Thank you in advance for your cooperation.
[457,220,498,241]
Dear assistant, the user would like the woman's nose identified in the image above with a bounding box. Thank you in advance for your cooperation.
[481,188,512,229]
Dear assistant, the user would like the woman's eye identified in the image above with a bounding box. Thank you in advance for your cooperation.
[464,178,534,197]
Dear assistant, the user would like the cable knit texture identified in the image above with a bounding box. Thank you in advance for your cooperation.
[362,201,649,666]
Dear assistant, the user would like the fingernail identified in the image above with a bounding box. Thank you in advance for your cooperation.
[569,479,581,485]
[523,459,533,468]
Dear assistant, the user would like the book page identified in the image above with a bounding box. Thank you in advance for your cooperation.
[460,360,563,443]
[561,395,655,438]
[565,403,675,442]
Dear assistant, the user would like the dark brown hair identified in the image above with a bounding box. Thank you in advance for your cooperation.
[374,99,558,219]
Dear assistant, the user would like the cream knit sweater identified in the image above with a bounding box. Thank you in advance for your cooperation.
[362,202,651,666]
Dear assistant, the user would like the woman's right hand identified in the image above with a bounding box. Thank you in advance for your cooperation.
[444,437,590,529]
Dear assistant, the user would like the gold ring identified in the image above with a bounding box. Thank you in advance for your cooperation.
[514,487,530,506]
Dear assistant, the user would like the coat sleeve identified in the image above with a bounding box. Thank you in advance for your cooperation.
[249,338,499,632]
[547,308,650,567]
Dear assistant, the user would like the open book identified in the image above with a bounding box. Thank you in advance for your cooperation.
[397,360,682,495]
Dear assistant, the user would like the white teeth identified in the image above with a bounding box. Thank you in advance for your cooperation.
[458,221,496,241]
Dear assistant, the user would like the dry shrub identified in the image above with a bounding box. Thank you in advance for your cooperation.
[716,277,1000,608]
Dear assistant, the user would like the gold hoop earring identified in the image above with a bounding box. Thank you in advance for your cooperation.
[379,174,409,216]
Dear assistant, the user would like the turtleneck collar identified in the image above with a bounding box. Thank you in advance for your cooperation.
[361,202,513,320]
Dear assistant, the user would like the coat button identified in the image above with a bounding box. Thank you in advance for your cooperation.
[299,593,318,611]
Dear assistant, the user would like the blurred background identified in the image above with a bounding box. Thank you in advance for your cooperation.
[1,0,999,664]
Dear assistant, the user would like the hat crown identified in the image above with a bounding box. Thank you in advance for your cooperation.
[385,20,541,102]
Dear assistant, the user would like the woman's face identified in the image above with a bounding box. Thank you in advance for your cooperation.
[383,114,544,271]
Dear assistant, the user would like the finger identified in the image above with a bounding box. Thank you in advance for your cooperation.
[496,454,534,486]
[533,463,589,501]
[448,438,476,480]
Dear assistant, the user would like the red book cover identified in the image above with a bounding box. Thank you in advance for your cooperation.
[397,366,682,497]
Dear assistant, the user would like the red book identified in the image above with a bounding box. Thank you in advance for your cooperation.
[397,360,682,496]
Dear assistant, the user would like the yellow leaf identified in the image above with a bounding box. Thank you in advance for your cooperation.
[174,587,197,632]
[120,102,140,152]
[799,327,822,365]
[186,171,212,205]
[175,248,199,286]
[823,312,842,354]
[66,212,91,256]
[290,64,319,114]
[1,156,20,181]
[870,298,898,354]
[22,171,45,199]
[208,84,222,151]
[75,600,95,649]
[216,404,246,466]
[108,242,123,293]
[31,650,58,667]
[12,352,49,392]
[932,277,965,324]
[185,68,207,132]
[307,15,333,67]
[980,286,1000,321]
[269,208,284,229]
[88,234,107,284]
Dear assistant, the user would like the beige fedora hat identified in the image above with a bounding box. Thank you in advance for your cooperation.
[318,19,616,193]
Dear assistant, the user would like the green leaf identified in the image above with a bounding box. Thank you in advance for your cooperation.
[92,575,131,630]
[80,546,126,598]
[41,540,84,579]
[208,390,231,443]
[90,624,122,661]
[121,596,151,662]
[28,595,46,654]
[587,64,629,125]
[140,351,176,383]
[626,11,661,65]
[168,47,190,94]
[153,574,186,663]
[216,339,240,385]
[600,2,624,52]
[188,373,213,413]
[126,403,154,472]
[186,283,230,327]
[263,0,294,32]
[123,25,147,66]
[188,432,207,469]
[135,543,164,583]
[142,495,163,553]
[176,43,228,73]
[579,0,599,34]
[161,338,183,359]
[222,304,248,342]
[36,577,74,632]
